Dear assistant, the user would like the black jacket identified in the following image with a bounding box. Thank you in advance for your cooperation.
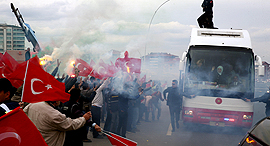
[251,92,270,116]
[0,101,19,117]
[63,101,94,146]
[105,89,120,112]
[202,0,213,12]
[64,76,77,93]
[163,87,191,107]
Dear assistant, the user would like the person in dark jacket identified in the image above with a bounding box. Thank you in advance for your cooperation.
[197,0,214,28]
[0,78,19,117]
[80,82,97,142]
[163,80,194,132]
[104,85,120,133]
[65,68,80,93]
[63,88,101,146]
[245,87,270,117]
[56,73,66,82]
[50,59,61,77]
[25,47,30,61]
[117,81,142,138]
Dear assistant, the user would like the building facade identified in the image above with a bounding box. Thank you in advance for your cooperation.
[255,61,270,82]
[141,52,180,82]
[0,23,25,53]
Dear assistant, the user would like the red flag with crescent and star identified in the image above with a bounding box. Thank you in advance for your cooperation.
[89,59,107,79]
[89,59,116,79]
[0,60,12,78]
[115,51,141,74]
[105,133,127,146]
[22,61,70,103]
[0,107,47,146]
[5,56,41,88]
[103,130,137,146]
[75,59,93,77]
[89,60,100,79]
[98,59,117,78]
[0,53,23,88]
[1,52,19,71]
[109,61,120,76]
[0,53,13,78]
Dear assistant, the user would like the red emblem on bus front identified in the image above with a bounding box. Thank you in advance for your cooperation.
[215,98,222,104]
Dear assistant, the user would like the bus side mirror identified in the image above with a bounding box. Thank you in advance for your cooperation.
[179,51,187,71]
[179,60,185,71]
[258,65,265,76]
[255,55,264,76]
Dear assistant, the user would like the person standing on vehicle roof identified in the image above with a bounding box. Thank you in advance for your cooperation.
[197,0,214,28]
[245,87,270,117]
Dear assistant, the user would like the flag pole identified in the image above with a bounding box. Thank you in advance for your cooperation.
[89,68,94,77]
[21,61,29,102]
[88,60,98,77]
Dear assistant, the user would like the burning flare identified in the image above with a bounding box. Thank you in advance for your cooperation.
[127,66,130,73]
[39,60,46,66]
[70,61,75,67]
[246,137,255,144]
[39,55,52,66]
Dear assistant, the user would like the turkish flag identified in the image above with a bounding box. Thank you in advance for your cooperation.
[22,61,70,103]
[108,61,120,76]
[98,59,115,78]
[91,60,106,79]
[1,52,19,71]
[0,53,15,78]
[89,60,100,79]
[89,59,106,79]
[105,133,127,146]
[5,56,41,88]
[115,51,141,73]
[103,130,137,146]
[110,132,137,146]
[0,107,47,146]
[89,59,119,79]
[0,53,22,88]
[75,59,93,77]
[0,61,12,78]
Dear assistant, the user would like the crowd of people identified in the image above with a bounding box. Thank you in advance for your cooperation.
[190,58,244,90]
[0,60,173,146]
[51,67,171,145]
[2,59,270,145]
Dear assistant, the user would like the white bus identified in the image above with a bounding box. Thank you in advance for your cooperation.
[179,28,264,128]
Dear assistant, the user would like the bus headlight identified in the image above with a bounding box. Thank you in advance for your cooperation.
[184,110,193,115]
[243,115,252,119]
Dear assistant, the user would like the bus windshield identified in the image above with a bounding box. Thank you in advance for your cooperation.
[184,45,254,99]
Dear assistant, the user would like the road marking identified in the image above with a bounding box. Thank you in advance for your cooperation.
[166,123,172,135]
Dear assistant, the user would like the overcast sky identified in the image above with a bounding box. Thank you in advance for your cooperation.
[1,0,270,64]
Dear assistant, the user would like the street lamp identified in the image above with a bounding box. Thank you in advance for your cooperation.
[144,0,170,63]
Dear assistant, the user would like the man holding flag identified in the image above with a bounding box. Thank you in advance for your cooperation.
[24,100,92,146]
[21,60,96,146]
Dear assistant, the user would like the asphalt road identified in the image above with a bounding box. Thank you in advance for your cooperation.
[85,82,269,146]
